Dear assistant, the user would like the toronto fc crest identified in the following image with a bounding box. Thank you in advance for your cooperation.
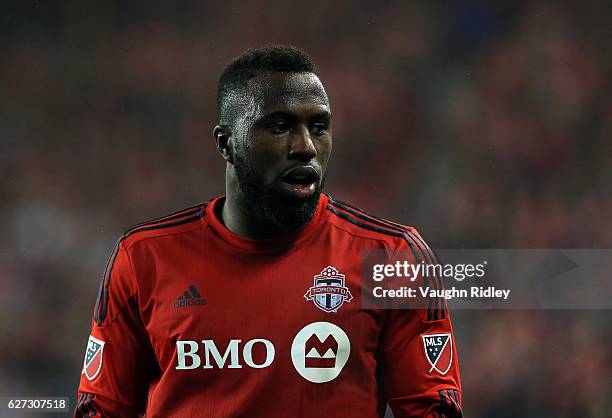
[304,266,353,313]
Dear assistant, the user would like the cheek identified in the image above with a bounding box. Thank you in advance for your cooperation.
[317,139,332,165]
[248,139,287,178]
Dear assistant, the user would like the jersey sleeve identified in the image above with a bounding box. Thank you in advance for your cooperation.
[75,240,159,418]
[378,231,462,418]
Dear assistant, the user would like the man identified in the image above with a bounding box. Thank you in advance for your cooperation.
[76,45,462,418]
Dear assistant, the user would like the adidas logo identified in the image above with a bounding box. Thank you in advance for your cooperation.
[174,285,206,308]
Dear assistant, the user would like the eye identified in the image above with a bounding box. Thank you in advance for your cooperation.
[311,123,328,136]
[268,121,290,134]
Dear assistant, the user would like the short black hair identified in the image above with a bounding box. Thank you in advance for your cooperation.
[217,45,318,125]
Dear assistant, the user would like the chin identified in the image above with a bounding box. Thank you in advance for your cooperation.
[278,192,318,207]
[266,189,322,230]
[234,165,324,231]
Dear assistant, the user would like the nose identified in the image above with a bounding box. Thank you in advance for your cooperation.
[288,125,317,162]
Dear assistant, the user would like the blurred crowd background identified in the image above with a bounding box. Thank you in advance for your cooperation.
[1,1,610,417]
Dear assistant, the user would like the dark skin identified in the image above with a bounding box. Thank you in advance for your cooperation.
[213,72,333,239]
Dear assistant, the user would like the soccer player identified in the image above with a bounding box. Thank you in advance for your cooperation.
[75,45,462,418]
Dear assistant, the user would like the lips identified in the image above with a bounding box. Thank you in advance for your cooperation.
[281,166,320,185]
[279,166,320,199]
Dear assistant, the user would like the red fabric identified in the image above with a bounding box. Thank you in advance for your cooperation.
[76,195,461,417]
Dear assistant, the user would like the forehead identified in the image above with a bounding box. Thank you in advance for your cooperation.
[245,72,330,115]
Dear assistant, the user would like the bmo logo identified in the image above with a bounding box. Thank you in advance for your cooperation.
[176,339,275,370]
[175,322,351,383]
[291,322,350,383]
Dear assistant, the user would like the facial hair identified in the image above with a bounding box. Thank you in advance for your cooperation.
[233,151,325,232]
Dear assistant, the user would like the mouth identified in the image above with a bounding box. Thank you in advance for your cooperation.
[279,166,320,199]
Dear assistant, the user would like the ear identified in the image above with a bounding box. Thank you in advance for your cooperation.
[213,125,234,164]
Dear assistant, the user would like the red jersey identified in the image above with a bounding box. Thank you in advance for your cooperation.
[75,194,462,418]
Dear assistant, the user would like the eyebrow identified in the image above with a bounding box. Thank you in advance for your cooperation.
[259,110,332,123]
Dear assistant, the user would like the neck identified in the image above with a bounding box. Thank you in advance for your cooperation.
[221,193,278,240]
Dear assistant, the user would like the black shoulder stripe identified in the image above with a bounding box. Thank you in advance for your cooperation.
[449,390,462,416]
[84,393,97,417]
[328,199,441,276]
[327,204,414,248]
[328,198,443,290]
[93,206,204,325]
[449,389,463,417]
[75,393,96,417]
[328,195,403,227]
[438,389,462,418]
[439,390,448,412]
[123,200,209,236]
[131,206,200,228]
[121,206,206,240]
[329,198,446,319]
[326,203,423,258]
[328,197,406,231]
[93,240,120,325]
[74,393,84,417]
[327,200,445,320]
[408,229,445,320]
[327,205,443,320]
[327,195,416,230]
[94,240,121,326]
[94,206,206,326]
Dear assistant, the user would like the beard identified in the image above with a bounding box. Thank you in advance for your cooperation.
[233,153,325,232]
